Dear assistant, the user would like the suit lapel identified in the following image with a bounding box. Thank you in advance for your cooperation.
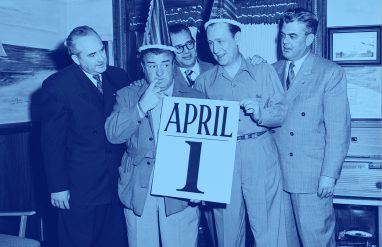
[285,52,315,104]
[72,64,103,108]
[174,66,190,88]
[101,70,118,116]
[172,78,195,97]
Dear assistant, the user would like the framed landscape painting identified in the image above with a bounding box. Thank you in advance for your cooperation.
[328,25,381,65]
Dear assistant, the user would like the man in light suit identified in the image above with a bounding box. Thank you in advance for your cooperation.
[40,26,128,247]
[105,46,203,247]
[272,8,351,247]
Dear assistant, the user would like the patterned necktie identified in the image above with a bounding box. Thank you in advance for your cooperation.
[185,70,195,88]
[286,61,295,90]
[92,74,103,94]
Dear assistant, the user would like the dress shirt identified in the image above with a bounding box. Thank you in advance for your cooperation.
[83,70,102,87]
[284,52,309,82]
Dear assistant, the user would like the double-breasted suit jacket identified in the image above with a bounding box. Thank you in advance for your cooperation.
[272,52,351,193]
[41,63,129,205]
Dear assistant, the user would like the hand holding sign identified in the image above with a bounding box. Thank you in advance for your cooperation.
[152,97,239,204]
[139,80,163,114]
[240,98,261,121]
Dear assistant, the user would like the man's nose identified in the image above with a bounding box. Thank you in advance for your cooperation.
[156,66,164,76]
[211,43,218,54]
[96,52,105,62]
[282,36,289,45]
[183,47,191,54]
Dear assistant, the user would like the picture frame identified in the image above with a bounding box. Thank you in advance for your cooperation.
[328,25,381,65]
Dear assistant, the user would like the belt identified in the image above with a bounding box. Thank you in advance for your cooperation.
[237,131,266,141]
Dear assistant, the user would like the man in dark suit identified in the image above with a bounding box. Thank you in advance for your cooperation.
[272,8,351,246]
[40,26,129,247]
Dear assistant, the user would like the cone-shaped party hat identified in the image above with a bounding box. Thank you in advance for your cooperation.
[138,0,176,52]
[204,0,241,30]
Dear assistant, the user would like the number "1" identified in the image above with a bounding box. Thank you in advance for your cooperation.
[176,141,204,194]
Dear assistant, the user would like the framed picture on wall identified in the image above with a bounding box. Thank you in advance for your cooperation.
[328,25,381,65]
[0,44,60,129]
[344,66,381,120]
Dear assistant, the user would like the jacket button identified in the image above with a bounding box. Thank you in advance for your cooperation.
[289,152,293,157]
[149,137,153,141]
[301,112,306,116]
[147,161,151,165]
[270,129,276,134]
[290,132,294,136]
[138,120,142,124]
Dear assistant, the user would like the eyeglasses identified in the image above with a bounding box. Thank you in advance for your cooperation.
[174,40,195,54]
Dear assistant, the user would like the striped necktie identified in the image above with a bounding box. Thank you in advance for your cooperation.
[92,74,103,94]
[286,62,295,90]
[185,70,195,88]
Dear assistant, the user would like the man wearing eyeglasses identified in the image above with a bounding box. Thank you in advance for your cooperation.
[168,24,214,88]
[168,23,218,246]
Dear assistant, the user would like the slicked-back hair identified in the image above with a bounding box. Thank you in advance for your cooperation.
[140,48,175,63]
[168,23,193,40]
[281,8,319,35]
[206,22,241,37]
[65,26,100,55]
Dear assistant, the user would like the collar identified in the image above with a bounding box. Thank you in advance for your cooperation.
[179,60,200,77]
[216,54,252,79]
[287,52,309,76]
[83,70,102,86]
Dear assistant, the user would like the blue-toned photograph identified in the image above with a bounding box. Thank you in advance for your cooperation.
[0,0,381,247]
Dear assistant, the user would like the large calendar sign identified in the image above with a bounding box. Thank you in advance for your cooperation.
[151,97,239,204]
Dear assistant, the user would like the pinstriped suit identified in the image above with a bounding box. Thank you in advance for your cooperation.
[272,52,351,246]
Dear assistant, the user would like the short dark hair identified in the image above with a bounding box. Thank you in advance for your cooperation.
[168,24,194,40]
[140,48,175,62]
[65,26,100,55]
[206,22,241,37]
[281,8,318,35]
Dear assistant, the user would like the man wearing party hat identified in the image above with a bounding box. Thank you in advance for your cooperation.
[105,0,202,246]
[195,8,287,247]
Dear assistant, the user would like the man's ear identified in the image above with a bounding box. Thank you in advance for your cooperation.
[306,33,315,47]
[71,54,80,65]
[234,31,241,44]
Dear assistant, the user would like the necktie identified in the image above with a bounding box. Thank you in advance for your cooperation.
[286,62,295,90]
[92,74,103,94]
[185,70,195,88]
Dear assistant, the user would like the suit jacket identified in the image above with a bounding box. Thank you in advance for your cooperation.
[272,52,351,193]
[40,63,130,205]
[174,60,214,88]
[105,78,205,216]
